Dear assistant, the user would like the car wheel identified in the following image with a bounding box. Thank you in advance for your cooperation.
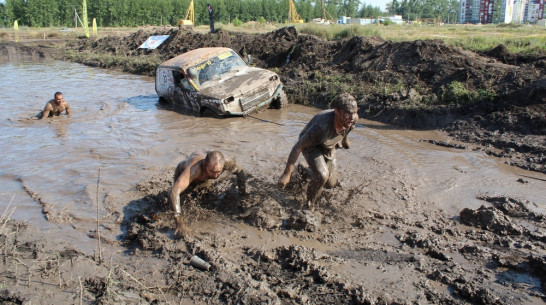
[200,108,220,118]
[271,91,288,109]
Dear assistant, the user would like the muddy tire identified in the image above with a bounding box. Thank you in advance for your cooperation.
[271,91,288,109]
[200,107,220,118]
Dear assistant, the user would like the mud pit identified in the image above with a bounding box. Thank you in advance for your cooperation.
[1,26,546,304]
[62,26,546,174]
[3,151,545,304]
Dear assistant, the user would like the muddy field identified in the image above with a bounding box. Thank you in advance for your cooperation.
[1,26,545,304]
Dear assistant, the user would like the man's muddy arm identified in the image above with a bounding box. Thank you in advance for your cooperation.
[341,126,354,149]
[169,170,192,215]
[40,103,52,119]
[279,141,304,188]
[224,158,247,195]
[65,102,71,115]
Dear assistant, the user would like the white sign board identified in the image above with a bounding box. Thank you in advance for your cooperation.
[138,35,170,50]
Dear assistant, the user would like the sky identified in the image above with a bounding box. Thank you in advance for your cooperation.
[364,0,390,11]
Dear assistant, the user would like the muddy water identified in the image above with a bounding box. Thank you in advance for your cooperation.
[1,60,545,253]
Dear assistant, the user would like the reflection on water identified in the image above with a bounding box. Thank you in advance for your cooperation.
[0,60,545,246]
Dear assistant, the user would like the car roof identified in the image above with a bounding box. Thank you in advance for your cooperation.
[159,47,234,70]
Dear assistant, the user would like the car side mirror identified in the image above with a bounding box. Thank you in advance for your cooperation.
[246,54,252,65]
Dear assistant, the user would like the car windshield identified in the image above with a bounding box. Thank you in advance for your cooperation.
[191,50,247,85]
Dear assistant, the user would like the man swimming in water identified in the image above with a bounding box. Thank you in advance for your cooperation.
[40,92,71,119]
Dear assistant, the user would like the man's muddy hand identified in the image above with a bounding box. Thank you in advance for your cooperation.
[341,137,350,149]
[174,215,190,238]
[278,174,290,189]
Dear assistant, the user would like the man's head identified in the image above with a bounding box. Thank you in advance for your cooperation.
[333,92,358,129]
[53,92,63,105]
[204,151,225,179]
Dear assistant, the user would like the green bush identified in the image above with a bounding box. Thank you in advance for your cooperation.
[382,19,393,26]
[258,16,266,24]
[440,81,497,105]
[298,24,380,40]
[232,17,242,27]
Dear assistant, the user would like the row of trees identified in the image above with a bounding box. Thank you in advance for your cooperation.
[0,0,460,28]
[387,0,460,24]
[0,0,383,28]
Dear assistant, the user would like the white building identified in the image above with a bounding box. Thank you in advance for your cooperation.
[512,0,528,23]
[347,18,375,25]
[526,0,545,23]
[502,0,515,22]
[459,0,482,23]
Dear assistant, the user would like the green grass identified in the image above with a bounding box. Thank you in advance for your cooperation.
[295,23,546,55]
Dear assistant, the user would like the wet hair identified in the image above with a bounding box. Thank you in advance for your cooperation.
[205,151,225,168]
[333,92,357,112]
[54,91,63,98]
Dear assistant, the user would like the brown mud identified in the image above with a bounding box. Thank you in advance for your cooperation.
[1,26,545,304]
[2,161,546,304]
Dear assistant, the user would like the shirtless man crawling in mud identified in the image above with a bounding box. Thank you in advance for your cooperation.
[39,92,71,119]
[278,92,358,210]
[170,150,246,237]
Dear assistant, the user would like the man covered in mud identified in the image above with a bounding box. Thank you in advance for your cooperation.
[278,92,358,210]
[39,91,71,119]
[170,150,246,236]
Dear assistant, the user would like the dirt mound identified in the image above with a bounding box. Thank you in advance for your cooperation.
[483,44,546,68]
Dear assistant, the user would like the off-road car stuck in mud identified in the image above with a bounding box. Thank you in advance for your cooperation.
[155,47,287,117]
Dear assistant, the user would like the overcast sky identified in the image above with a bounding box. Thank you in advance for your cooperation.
[365,0,390,11]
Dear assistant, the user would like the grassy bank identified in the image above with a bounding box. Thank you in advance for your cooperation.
[295,23,546,55]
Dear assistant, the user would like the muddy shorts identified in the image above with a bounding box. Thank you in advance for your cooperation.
[302,147,338,189]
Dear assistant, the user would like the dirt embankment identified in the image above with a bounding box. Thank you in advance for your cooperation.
[48,26,544,174]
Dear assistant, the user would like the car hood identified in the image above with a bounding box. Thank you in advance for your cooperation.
[198,67,279,99]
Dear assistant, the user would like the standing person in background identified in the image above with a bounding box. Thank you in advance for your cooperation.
[208,4,214,33]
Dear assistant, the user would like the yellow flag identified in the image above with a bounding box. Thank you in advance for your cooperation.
[82,0,89,38]
[92,18,97,36]
[14,20,19,42]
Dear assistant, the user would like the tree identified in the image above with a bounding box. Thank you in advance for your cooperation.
[341,0,360,17]
[358,4,382,17]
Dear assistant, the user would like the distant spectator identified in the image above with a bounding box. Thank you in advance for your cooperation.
[208,4,214,33]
